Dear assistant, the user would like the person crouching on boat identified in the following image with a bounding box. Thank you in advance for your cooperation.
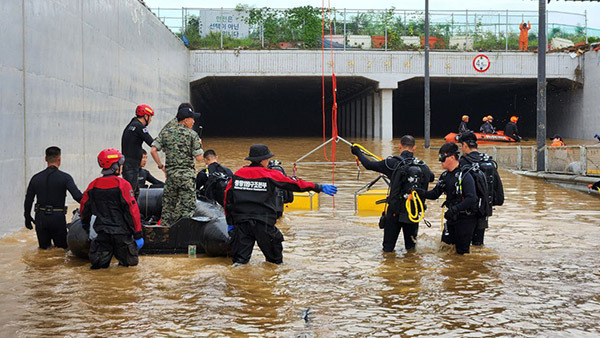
[80,148,144,269]
[224,144,337,265]
[458,115,472,134]
[504,116,521,142]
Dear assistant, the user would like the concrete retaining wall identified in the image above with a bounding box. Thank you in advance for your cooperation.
[548,51,600,140]
[0,0,189,237]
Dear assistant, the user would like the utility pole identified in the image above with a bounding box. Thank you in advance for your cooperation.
[424,0,431,148]
[536,0,547,171]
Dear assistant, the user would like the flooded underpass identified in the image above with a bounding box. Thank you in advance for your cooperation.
[2,137,600,336]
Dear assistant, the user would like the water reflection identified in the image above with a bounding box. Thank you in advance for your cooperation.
[1,137,600,336]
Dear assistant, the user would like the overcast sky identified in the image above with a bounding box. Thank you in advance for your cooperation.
[145,0,600,28]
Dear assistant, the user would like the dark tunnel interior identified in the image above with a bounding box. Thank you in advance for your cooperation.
[191,76,575,138]
[191,76,377,137]
[394,77,575,138]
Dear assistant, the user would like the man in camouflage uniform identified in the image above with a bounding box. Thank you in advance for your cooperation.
[150,105,203,227]
[158,102,201,137]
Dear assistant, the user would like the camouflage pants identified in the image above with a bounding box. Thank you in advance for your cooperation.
[162,169,196,227]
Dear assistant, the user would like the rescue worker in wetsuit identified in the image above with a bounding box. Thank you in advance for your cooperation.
[480,115,496,134]
[138,149,163,188]
[519,21,531,51]
[458,115,471,134]
[24,146,83,249]
[351,135,434,252]
[415,143,478,254]
[196,149,233,206]
[458,132,504,246]
[121,104,156,196]
[151,106,203,227]
[80,148,144,269]
[224,144,337,264]
[504,116,521,142]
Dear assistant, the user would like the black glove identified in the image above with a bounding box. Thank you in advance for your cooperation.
[414,188,426,199]
[444,206,459,221]
[351,144,361,156]
[25,216,34,230]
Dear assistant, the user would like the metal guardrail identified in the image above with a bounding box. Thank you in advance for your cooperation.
[479,144,600,176]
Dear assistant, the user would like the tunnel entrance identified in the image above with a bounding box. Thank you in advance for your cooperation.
[191,76,377,137]
[393,77,574,138]
[191,76,576,138]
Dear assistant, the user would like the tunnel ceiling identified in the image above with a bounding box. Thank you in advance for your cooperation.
[191,76,378,137]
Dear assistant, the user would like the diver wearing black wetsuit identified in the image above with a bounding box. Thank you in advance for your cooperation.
[24,147,82,249]
[416,143,478,254]
[121,105,155,196]
[138,168,163,188]
[351,135,434,252]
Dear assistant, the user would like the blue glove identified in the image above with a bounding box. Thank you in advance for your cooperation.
[135,238,144,250]
[320,184,338,196]
[227,225,234,233]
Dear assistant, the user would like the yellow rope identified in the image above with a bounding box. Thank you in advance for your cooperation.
[405,190,424,223]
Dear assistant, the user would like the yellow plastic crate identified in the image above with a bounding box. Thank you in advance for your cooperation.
[284,191,318,210]
[355,189,387,213]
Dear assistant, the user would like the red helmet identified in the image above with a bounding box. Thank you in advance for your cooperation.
[97,148,124,169]
[135,104,154,117]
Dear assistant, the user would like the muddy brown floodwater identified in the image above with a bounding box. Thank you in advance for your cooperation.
[1,137,599,336]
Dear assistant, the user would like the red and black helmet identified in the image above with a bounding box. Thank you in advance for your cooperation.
[135,104,154,117]
[97,148,124,170]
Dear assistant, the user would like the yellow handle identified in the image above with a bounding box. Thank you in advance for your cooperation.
[353,143,382,161]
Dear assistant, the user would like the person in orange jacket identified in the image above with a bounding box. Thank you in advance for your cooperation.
[519,21,531,51]
[550,134,565,147]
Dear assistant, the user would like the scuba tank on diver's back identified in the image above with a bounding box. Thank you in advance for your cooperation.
[268,159,294,218]
[387,157,430,224]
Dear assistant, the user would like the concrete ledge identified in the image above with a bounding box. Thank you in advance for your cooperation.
[511,170,599,194]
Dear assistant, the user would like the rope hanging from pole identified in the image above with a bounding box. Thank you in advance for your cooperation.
[327,1,338,185]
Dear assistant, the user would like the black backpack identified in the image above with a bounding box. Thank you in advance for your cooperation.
[459,163,492,219]
[204,171,230,206]
[463,153,504,211]
[387,157,430,223]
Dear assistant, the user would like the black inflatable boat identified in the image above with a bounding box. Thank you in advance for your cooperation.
[67,187,230,259]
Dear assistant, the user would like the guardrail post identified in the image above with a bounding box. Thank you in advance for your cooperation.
[580,145,587,175]
[531,146,535,171]
[517,146,522,170]
[505,9,509,52]
[343,9,346,52]
[493,146,498,162]
[544,147,548,172]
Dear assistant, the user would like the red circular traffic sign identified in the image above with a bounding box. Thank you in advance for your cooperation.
[473,54,491,72]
